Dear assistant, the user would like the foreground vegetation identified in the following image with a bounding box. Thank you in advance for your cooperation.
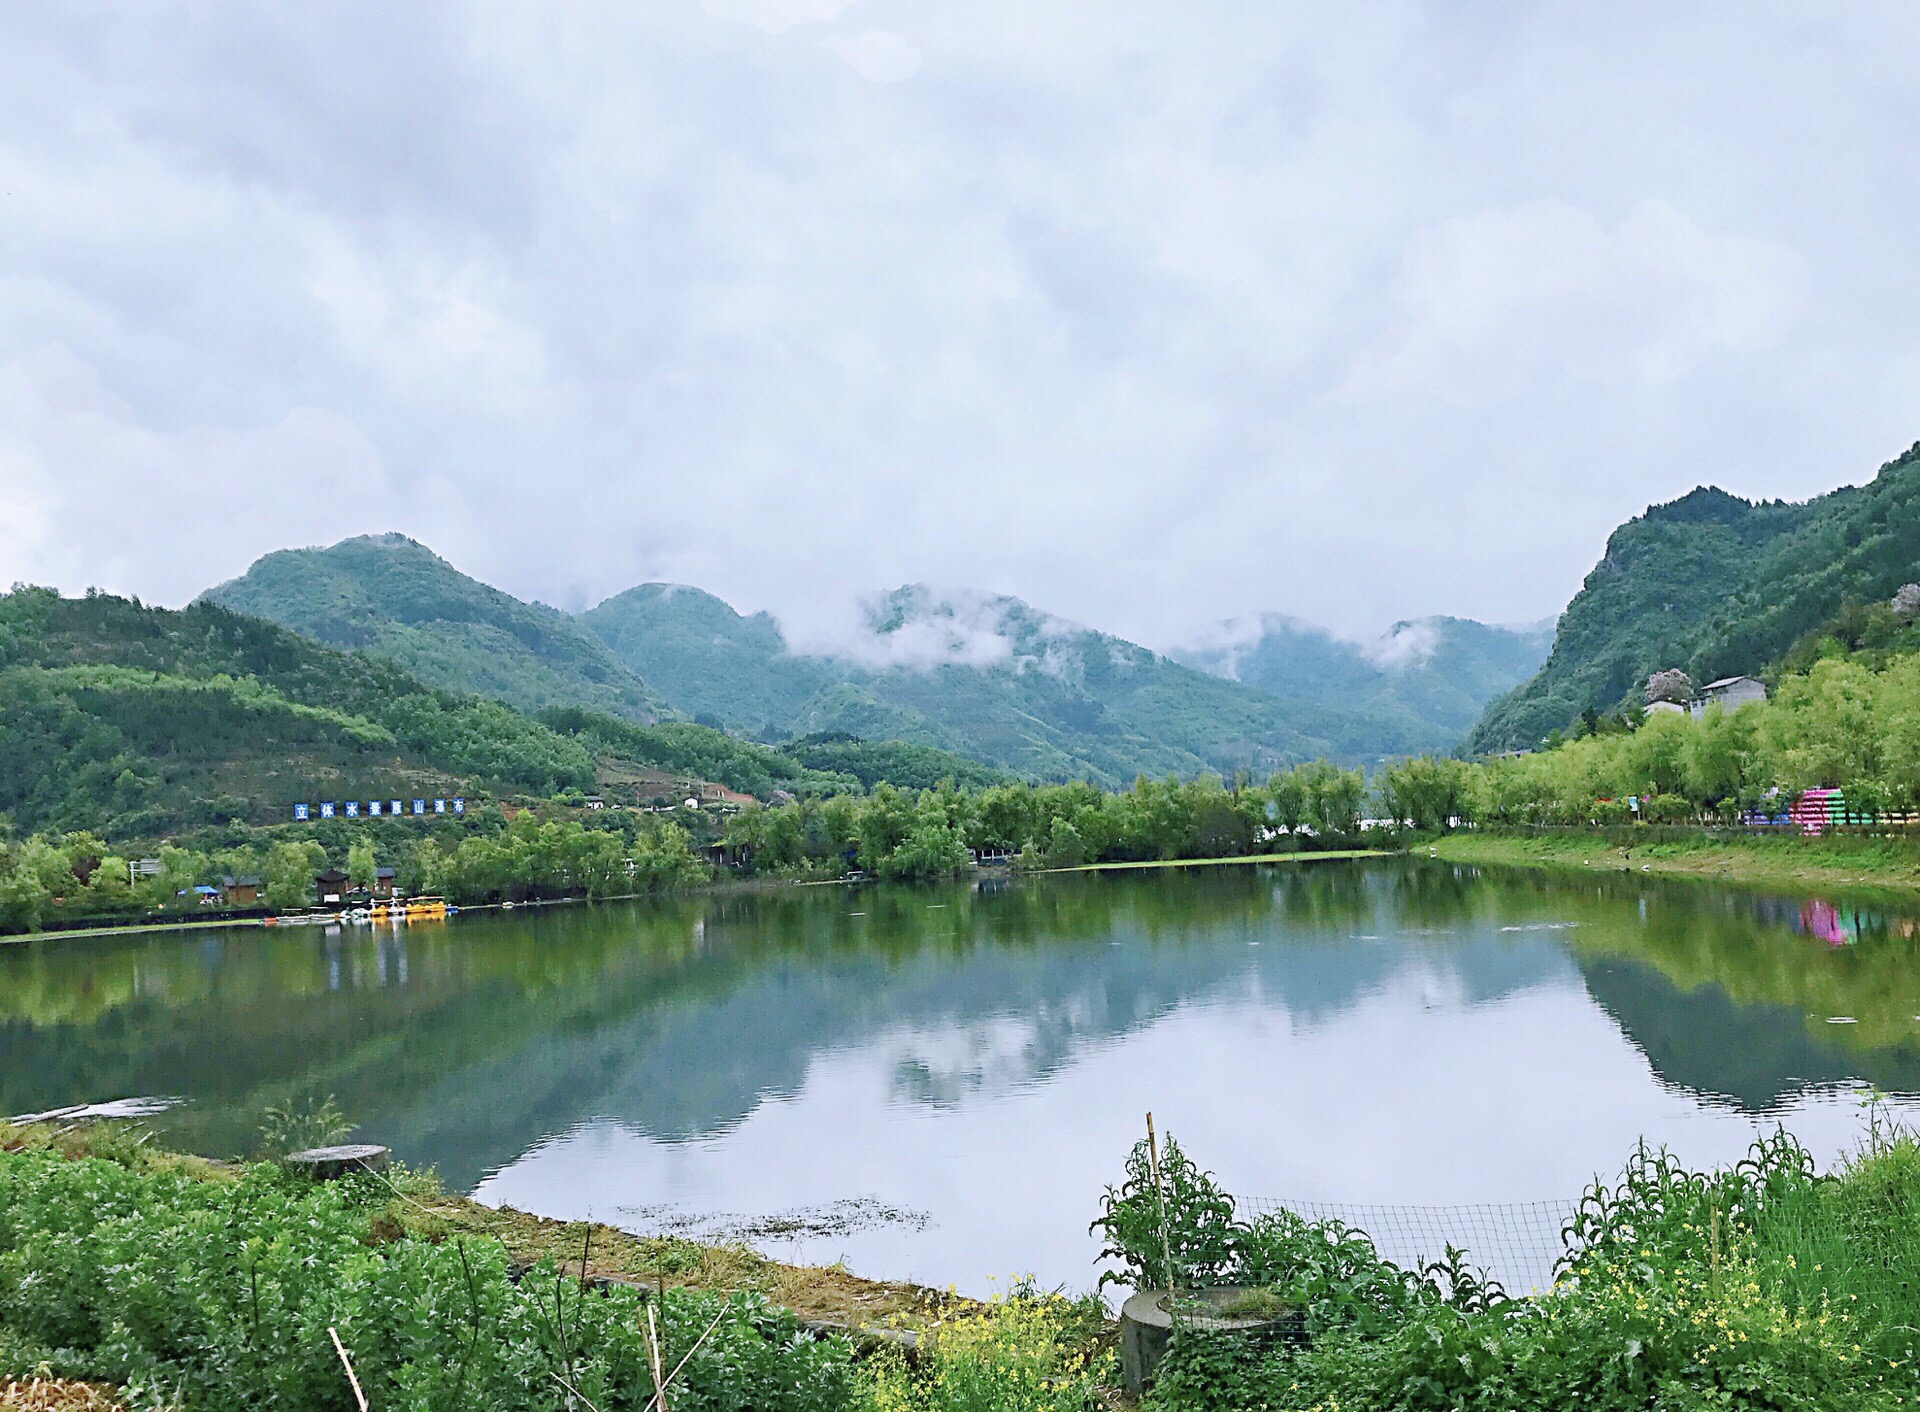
[0,1119,1106,1412]
[12,1108,1920,1409]
[1103,1123,1920,1410]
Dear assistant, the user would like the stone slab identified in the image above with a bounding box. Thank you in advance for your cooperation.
[284,1143,391,1180]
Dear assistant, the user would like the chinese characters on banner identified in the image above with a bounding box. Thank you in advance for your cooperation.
[294,796,468,822]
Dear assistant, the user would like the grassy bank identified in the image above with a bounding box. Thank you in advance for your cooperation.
[1431,827,1920,892]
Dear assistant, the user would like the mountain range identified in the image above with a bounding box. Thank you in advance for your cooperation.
[204,537,1552,783]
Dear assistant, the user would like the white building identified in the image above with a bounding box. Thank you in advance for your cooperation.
[1690,675,1768,718]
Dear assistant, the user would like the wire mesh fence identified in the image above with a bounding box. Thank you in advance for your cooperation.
[1237,1196,1579,1294]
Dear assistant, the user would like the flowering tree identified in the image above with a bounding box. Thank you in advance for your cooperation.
[1644,669,1694,705]
[1891,583,1920,623]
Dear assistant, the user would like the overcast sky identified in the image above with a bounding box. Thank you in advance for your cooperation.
[2,3,1916,647]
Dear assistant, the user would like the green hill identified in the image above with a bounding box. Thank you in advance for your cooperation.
[533,708,1008,798]
[0,587,597,837]
[202,534,668,724]
[580,584,832,731]
[1467,439,1920,752]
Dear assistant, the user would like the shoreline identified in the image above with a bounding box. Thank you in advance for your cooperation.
[1046,847,1394,874]
[1431,829,1920,895]
[1,848,1400,946]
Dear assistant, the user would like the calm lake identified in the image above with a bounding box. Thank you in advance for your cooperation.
[8,857,1920,1294]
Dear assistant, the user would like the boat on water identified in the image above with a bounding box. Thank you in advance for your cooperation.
[368,895,453,924]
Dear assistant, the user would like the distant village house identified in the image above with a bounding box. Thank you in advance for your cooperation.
[315,868,349,906]
[1690,675,1768,717]
[220,875,261,908]
[373,866,397,900]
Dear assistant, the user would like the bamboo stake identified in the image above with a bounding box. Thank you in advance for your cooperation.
[642,1304,730,1412]
[646,1302,670,1412]
[1147,1112,1175,1296]
[549,1370,606,1412]
[329,1326,369,1412]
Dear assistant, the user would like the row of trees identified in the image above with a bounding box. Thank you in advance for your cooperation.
[721,761,1372,880]
[1410,651,1920,828]
[413,813,706,905]
[31,640,1908,931]
[0,832,329,934]
[0,813,708,934]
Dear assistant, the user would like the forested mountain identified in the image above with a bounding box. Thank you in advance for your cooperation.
[202,535,667,724]
[0,589,1005,842]
[585,581,1468,782]
[0,588,595,837]
[212,537,1545,781]
[1468,439,1920,753]
[580,584,833,731]
[1170,615,1553,740]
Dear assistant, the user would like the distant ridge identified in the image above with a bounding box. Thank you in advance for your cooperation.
[1168,614,1553,740]
[580,582,1543,780]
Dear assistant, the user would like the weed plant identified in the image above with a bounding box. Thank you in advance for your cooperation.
[254,1095,354,1159]
[1089,1136,1236,1292]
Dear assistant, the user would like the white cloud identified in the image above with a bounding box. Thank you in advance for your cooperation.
[304,232,551,413]
[701,0,859,35]
[1341,199,1813,404]
[819,30,923,83]
[0,345,390,603]
[1364,620,1439,669]
[0,3,1914,642]
[779,586,1091,672]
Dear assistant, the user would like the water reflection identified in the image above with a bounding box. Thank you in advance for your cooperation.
[5,859,1920,1291]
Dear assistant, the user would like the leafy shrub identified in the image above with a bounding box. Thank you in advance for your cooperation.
[1090,1135,1236,1292]
[1230,1210,1428,1337]
[1139,1128,1920,1411]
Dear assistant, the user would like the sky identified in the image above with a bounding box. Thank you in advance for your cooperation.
[1,2,1916,648]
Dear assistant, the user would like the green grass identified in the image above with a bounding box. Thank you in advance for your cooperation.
[0,916,271,948]
[1431,828,1920,892]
